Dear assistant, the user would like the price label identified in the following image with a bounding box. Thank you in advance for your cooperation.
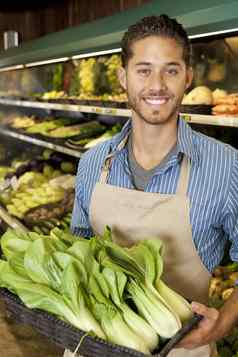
[104,108,117,115]
[182,114,192,122]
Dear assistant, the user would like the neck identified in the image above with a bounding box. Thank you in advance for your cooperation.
[131,118,178,170]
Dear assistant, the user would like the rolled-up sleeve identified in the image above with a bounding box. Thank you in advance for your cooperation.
[223,153,238,262]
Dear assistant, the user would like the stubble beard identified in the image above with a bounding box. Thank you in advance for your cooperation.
[128,93,183,127]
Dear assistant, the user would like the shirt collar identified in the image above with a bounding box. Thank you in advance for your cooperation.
[110,116,199,164]
[177,116,199,163]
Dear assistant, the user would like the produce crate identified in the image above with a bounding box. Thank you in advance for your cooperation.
[0,288,201,357]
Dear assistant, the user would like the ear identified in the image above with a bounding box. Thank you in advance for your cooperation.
[117,67,127,91]
[185,67,193,90]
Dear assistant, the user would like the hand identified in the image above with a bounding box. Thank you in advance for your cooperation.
[176,302,224,349]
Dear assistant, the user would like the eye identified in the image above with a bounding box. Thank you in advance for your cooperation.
[166,68,179,75]
[137,68,151,76]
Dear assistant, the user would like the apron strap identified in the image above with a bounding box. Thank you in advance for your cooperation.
[176,155,191,195]
[99,134,191,195]
[99,134,129,184]
[99,155,113,184]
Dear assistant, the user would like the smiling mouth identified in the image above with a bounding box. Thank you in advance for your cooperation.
[143,97,170,105]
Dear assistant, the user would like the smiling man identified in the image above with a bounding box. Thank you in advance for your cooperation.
[70,15,238,357]
[117,33,193,173]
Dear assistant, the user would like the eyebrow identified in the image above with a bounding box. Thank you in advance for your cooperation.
[135,62,151,66]
[166,62,182,67]
[135,61,182,67]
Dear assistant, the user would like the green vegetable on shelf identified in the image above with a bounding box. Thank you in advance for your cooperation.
[52,64,64,92]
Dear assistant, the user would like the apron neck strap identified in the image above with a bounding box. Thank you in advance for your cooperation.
[99,135,191,194]
[99,134,129,184]
[176,155,191,195]
[99,155,113,183]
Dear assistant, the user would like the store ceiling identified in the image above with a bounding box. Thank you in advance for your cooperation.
[0,1,62,11]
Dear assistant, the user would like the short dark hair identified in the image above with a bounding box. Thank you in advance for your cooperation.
[121,14,192,68]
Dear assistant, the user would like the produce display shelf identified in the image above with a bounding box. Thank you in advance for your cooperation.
[0,128,82,158]
[0,98,131,117]
[0,98,238,127]
[181,113,238,127]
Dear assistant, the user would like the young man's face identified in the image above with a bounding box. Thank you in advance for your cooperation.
[118,35,193,126]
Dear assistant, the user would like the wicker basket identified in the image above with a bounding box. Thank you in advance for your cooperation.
[0,288,202,357]
[0,288,151,357]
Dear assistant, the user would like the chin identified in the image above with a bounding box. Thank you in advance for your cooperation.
[142,110,175,125]
[131,101,179,125]
[145,118,170,125]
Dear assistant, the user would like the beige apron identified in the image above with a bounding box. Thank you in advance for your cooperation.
[65,136,217,357]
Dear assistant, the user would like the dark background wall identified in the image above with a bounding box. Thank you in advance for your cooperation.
[0,0,151,49]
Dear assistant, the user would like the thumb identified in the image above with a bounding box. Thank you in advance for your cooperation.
[191,302,219,321]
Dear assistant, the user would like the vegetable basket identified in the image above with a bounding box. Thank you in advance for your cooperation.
[0,287,202,357]
[0,287,147,356]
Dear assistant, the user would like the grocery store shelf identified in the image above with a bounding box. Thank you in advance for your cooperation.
[0,128,83,158]
[0,98,131,117]
[0,205,29,232]
[181,113,238,127]
[1,98,238,127]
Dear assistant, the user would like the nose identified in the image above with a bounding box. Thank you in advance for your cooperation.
[147,72,167,91]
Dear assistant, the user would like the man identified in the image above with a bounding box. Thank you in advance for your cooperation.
[71,14,238,356]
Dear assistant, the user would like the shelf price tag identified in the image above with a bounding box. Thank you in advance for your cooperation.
[104,108,117,115]
[181,114,192,122]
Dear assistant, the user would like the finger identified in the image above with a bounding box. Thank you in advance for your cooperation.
[176,305,219,348]
[176,328,203,348]
[191,302,219,321]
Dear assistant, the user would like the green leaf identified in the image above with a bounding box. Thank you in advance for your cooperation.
[61,262,82,315]
[103,226,112,242]
[102,267,122,306]
[24,238,62,288]
[88,275,110,306]
[53,251,88,285]
[9,252,29,278]
[91,259,110,298]
[141,240,164,281]
[67,239,91,264]
[116,271,127,301]
[129,243,156,284]
[43,255,63,291]
[0,259,32,293]
[52,251,75,270]
[103,241,144,280]
[50,227,75,245]
[1,229,31,260]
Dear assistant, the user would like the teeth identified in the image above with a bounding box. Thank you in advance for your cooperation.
[145,98,168,105]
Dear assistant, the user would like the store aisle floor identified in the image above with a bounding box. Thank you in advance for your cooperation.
[0,300,63,357]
